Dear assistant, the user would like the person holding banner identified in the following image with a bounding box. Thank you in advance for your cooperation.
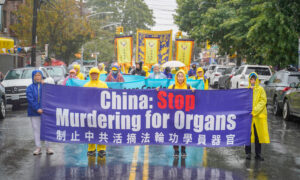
[131,61,146,76]
[73,64,85,80]
[147,64,167,79]
[84,67,109,156]
[98,63,107,75]
[157,70,195,158]
[105,65,124,82]
[188,64,197,77]
[163,67,173,79]
[194,67,209,90]
[26,70,54,155]
[245,72,270,161]
[62,69,78,85]
[143,66,150,77]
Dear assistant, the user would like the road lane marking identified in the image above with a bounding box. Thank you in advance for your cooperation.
[143,145,149,180]
[129,146,140,180]
[203,147,207,167]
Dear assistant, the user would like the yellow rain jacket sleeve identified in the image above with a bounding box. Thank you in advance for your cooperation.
[248,72,270,144]
[168,70,188,89]
[143,66,149,77]
[194,67,209,90]
[83,67,108,151]
[73,64,85,80]
[99,64,107,74]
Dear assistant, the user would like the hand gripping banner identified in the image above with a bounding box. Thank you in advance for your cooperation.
[41,84,252,147]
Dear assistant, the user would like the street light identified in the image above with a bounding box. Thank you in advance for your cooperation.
[86,11,113,18]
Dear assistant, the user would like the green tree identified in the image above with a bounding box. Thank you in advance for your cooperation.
[11,0,92,64]
[174,0,299,67]
[87,0,155,35]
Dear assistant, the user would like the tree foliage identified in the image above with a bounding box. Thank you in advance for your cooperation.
[174,0,299,68]
[11,0,92,63]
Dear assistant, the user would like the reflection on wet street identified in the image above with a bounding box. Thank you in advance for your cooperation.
[1,106,300,180]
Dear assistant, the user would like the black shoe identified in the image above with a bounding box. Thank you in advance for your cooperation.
[87,150,96,156]
[246,154,251,160]
[255,155,264,161]
[174,151,179,158]
[181,151,187,158]
[98,150,106,157]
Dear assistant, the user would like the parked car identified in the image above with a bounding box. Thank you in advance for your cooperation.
[282,81,300,121]
[1,67,54,110]
[204,64,217,84]
[45,66,67,84]
[218,67,238,89]
[209,66,228,88]
[230,65,272,89]
[0,81,6,119]
[264,70,300,115]
[83,65,94,79]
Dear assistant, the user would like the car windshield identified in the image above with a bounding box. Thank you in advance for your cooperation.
[46,67,64,77]
[4,69,35,80]
[288,75,300,84]
[246,67,271,76]
[217,68,226,73]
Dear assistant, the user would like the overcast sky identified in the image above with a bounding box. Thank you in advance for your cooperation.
[144,0,179,36]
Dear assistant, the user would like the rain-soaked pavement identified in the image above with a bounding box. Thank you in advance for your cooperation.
[0,105,300,180]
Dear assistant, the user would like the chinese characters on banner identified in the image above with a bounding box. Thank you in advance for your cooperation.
[136,29,172,64]
[41,84,252,147]
[175,40,194,68]
[144,38,160,65]
[115,36,133,64]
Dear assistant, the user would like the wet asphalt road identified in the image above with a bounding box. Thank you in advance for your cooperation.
[0,105,300,180]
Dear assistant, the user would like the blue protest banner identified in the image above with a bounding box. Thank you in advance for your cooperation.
[41,84,252,147]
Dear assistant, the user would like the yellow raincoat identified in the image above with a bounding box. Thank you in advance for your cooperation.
[194,67,209,90]
[99,63,107,74]
[248,72,270,144]
[73,64,85,80]
[168,70,189,90]
[84,67,108,151]
[143,66,150,77]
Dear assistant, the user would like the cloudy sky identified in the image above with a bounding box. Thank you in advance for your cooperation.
[144,0,179,36]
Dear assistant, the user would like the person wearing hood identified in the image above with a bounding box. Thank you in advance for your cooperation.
[245,72,270,161]
[188,64,197,77]
[131,61,146,76]
[73,64,85,80]
[62,69,78,85]
[98,63,107,75]
[105,65,124,82]
[163,67,173,79]
[157,70,195,158]
[143,65,150,77]
[26,70,54,155]
[148,64,167,79]
[194,67,209,90]
[84,67,108,156]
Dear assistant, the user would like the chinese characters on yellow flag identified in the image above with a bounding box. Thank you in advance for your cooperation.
[176,40,194,67]
[115,36,133,64]
[144,38,160,65]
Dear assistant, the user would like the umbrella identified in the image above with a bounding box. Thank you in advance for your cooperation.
[162,61,186,68]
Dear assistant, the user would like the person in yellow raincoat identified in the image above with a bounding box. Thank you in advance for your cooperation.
[98,63,107,74]
[73,64,85,80]
[84,67,108,157]
[245,72,270,161]
[193,67,209,90]
[157,70,195,158]
[143,65,150,77]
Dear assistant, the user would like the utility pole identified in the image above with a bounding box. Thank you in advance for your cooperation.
[31,0,38,67]
[298,37,300,71]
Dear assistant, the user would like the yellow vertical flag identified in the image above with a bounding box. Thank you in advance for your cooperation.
[144,38,160,65]
[115,36,132,64]
[176,40,194,67]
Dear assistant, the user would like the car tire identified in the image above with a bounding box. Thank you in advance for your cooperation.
[237,82,239,89]
[283,100,291,121]
[273,98,281,116]
[0,100,5,119]
[12,104,20,111]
